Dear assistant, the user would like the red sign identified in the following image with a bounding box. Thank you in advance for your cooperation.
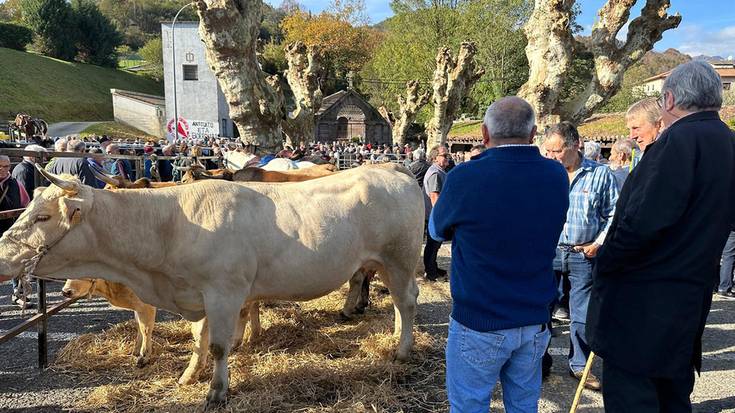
[167,117,190,140]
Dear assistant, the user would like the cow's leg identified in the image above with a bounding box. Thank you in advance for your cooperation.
[134,305,156,368]
[380,264,419,361]
[341,270,367,319]
[355,271,375,314]
[231,306,250,351]
[247,302,261,343]
[203,295,242,409]
[178,318,209,385]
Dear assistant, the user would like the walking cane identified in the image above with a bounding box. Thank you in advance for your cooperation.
[569,352,596,413]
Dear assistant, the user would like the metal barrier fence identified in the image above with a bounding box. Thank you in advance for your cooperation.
[335,153,410,170]
[0,206,81,369]
[0,148,219,369]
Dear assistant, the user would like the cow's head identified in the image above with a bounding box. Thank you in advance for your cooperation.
[61,278,97,298]
[0,165,94,280]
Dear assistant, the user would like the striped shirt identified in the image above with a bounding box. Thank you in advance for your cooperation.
[559,157,619,246]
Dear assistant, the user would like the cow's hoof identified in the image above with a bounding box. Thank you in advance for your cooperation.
[135,356,150,368]
[178,373,198,386]
[203,390,227,411]
[339,311,352,321]
[394,350,411,362]
[354,306,366,315]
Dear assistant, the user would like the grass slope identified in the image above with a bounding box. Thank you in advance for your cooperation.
[0,48,163,123]
[81,121,159,141]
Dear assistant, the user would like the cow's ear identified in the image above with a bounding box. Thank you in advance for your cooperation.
[60,197,83,225]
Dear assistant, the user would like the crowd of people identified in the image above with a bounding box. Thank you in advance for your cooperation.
[1,60,733,412]
[426,60,735,413]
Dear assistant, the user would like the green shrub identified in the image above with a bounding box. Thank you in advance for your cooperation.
[0,22,33,51]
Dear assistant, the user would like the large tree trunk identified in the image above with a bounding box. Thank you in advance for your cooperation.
[392,81,430,146]
[196,0,284,154]
[519,0,681,128]
[282,41,323,147]
[426,42,485,149]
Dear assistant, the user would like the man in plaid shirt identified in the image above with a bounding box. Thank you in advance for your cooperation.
[544,122,619,390]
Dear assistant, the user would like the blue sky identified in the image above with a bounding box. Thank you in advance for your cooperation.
[265,0,735,59]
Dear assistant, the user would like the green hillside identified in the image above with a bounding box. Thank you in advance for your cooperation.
[0,47,163,123]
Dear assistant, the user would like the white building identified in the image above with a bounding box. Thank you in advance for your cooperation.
[637,61,735,96]
[161,21,236,140]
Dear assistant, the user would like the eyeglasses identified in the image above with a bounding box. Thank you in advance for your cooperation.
[657,92,667,110]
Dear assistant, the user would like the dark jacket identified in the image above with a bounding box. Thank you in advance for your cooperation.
[429,146,569,332]
[409,160,431,188]
[0,177,23,233]
[11,160,36,200]
[48,157,98,187]
[587,111,735,378]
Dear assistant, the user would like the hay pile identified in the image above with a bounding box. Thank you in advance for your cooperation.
[53,279,450,412]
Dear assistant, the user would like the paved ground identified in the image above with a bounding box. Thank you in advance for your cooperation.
[46,122,101,138]
[0,244,734,412]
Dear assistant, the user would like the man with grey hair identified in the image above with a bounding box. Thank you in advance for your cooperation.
[47,139,97,187]
[12,144,47,201]
[66,139,86,153]
[626,97,664,155]
[588,60,735,411]
[544,121,618,391]
[607,139,634,191]
[430,96,568,411]
[409,148,430,189]
[583,141,602,162]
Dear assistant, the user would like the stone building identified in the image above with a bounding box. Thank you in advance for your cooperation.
[315,89,391,145]
[161,21,236,140]
[110,89,166,138]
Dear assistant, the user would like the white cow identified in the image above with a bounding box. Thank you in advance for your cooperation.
[0,163,423,409]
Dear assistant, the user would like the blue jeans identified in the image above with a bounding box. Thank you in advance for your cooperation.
[553,248,594,373]
[446,318,550,413]
[719,231,735,293]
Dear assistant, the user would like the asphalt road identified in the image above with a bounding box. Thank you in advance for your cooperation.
[46,122,101,138]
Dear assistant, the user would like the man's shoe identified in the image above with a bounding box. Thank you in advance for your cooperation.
[11,294,34,309]
[552,307,570,321]
[717,291,735,299]
[570,370,602,391]
[437,268,448,277]
[424,273,447,282]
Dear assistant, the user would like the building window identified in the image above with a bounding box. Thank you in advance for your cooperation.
[183,64,198,81]
[724,82,731,91]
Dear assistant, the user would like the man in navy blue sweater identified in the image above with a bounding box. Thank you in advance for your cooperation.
[430,96,569,412]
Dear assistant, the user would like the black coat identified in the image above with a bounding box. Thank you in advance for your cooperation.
[12,160,37,200]
[48,157,98,188]
[587,111,735,378]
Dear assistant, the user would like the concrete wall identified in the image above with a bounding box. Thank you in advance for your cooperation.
[111,90,165,138]
[161,22,234,138]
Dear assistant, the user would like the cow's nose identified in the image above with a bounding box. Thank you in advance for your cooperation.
[61,289,73,298]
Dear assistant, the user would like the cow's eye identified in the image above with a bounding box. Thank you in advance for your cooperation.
[35,215,50,223]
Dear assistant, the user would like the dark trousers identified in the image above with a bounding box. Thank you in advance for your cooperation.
[719,231,735,293]
[423,235,443,277]
[603,361,695,413]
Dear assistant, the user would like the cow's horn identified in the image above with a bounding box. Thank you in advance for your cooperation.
[35,163,78,193]
[89,164,119,186]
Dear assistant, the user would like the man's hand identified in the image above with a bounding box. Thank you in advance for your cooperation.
[574,242,600,258]
[429,192,440,207]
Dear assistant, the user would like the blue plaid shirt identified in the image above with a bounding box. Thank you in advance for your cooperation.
[559,157,619,246]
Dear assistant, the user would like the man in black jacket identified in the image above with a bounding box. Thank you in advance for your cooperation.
[587,61,735,412]
[47,139,98,187]
[12,144,47,200]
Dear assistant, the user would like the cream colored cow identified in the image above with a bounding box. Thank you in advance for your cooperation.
[0,163,423,409]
